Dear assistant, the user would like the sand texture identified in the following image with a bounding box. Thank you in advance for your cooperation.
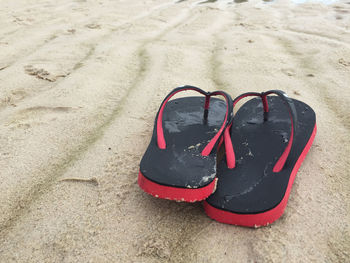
[0,0,350,262]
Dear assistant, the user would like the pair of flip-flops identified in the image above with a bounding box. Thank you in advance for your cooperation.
[138,86,317,227]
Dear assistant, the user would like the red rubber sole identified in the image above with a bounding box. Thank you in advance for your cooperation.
[138,171,218,202]
[203,123,317,228]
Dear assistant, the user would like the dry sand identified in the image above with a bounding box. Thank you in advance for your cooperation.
[0,0,350,262]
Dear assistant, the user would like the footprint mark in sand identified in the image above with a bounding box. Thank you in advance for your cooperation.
[339,58,350,67]
[198,0,217,4]
[10,106,77,129]
[335,15,342,20]
[24,65,69,82]
[281,68,296,76]
[12,16,34,25]
[24,106,75,113]
[85,24,101,29]
[0,90,27,108]
[334,7,349,14]
[24,65,54,81]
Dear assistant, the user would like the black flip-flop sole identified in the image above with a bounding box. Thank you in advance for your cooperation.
[204,96,316,227]
[139,97,226,202]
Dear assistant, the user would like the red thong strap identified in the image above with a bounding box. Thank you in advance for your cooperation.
[224,123,235,169]
[155,86,233,158]
[201,91,232,156]
[263,90,297,173]
[229,92,267,169]
[230,90,297,173]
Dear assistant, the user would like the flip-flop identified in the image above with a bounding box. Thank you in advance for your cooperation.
[138,85,234,202]
[204,90,317,227]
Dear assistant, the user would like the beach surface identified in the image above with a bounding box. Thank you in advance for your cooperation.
[0,0,349,262]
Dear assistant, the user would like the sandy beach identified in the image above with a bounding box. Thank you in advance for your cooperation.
[0,0,349,261]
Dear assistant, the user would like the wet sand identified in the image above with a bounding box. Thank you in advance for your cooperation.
[0,0,349,262]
